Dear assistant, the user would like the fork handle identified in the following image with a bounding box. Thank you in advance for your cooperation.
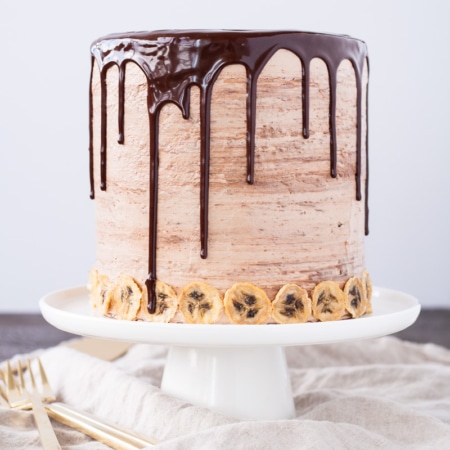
[45,402,157,449]
[29,391,62,450]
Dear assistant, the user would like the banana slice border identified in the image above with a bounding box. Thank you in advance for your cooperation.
[88,269,373,324]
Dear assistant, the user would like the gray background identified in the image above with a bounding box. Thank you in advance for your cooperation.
[1,0,449,311]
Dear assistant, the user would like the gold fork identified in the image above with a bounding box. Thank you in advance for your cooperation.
[4,359,62,449]
[2,358,156,449]
[0,369,7,408]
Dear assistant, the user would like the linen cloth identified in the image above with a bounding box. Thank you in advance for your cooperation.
[1,336,450,449]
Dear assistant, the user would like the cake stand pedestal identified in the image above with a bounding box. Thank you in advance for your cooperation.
[40,286,420,420]
[161,345,294,419]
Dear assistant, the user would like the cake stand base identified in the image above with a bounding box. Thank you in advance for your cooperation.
[161,345,294,420]
[39,286,420,420]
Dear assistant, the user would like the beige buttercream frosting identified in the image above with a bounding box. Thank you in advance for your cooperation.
[89,45,369,323]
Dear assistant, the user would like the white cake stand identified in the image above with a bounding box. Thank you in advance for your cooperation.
[39,286,420,421]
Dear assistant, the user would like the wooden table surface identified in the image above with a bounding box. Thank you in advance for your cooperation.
[1,309,449,362]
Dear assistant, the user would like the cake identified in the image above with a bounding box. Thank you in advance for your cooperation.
[88,30,372,325]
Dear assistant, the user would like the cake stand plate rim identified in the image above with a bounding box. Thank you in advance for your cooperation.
[39,285,420,348]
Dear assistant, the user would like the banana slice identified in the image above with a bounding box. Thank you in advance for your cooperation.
[141,281,179,323]
[344,277,366,318]
[178,282,223,324]
[88,269,101,309]
[89,270,113,311]
[88,269,99,292]
[362,270,373,314]
[312,281,345,322]
[109,275,142,320]
[272,284,311,324]
[224,282,271,324]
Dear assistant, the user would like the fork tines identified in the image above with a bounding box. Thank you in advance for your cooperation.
[3,358,62,449]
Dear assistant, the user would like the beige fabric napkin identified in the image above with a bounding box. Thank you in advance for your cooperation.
[2,336,450,449]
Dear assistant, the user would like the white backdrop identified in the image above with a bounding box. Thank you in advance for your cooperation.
[1,0,449,312]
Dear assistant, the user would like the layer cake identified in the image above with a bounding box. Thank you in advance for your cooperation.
[87,30,371,324]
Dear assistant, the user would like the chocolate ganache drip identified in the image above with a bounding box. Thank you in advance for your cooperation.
[88,30,370,314]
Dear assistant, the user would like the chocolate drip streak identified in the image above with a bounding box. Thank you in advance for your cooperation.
[88,56,95,199]
[118,64,125,144]
[89,30,369,314]
[145,104,160,314]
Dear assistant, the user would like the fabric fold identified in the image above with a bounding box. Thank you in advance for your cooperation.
[1,336,450,449]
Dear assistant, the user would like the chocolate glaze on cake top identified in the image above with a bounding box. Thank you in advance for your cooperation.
[88,30,369,314]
